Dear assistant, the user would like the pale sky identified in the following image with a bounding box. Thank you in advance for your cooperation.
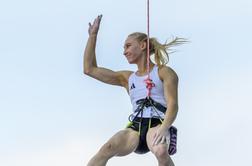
[0,0,252,166]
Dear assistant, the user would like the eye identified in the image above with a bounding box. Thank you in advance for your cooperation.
[125,44,131,48]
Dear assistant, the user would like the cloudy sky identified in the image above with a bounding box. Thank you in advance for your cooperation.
[0,0,252,165]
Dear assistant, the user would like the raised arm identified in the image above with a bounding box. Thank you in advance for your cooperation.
[83,15,132,89]
[83,15,100,73]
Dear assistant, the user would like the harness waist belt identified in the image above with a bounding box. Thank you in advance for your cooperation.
[135,97,167,113]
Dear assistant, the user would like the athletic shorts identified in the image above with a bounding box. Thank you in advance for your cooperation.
[127,117,177,155]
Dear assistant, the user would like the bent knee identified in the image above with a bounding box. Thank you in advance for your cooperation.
[153,146,169,159]
[98,142,117,157]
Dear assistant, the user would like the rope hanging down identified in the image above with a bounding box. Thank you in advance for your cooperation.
[145,0,154,97]
[129,1,178,155]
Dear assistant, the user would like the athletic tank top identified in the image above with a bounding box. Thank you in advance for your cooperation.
[128,65,167,118]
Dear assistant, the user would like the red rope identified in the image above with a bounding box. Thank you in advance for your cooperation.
[146,0,150,76]
[145,0,154,97]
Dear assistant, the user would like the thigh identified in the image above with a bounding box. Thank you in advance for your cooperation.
[146,125,169,152]
[101,128,139,156]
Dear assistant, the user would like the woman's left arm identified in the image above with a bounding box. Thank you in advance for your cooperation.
[159,66,179,128]
[152,66,179,145]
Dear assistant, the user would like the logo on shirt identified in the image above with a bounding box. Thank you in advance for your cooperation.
[145,78,155,89]
[130,83,136,90]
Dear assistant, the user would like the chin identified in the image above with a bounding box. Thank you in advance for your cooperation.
[127,60,136,64]
[126,57,137,64]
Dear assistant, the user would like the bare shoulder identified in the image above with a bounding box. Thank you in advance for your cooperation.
[117,70,133,88]
[158,65,178,83]
[117,70,133,80]
[118,70,133,76]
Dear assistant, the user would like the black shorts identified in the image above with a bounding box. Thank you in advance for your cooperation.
[127,117,162,154]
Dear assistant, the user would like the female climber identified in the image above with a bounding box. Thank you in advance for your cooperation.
[84,15,185,166]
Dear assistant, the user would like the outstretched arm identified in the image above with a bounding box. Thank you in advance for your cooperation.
[83,15,132,88]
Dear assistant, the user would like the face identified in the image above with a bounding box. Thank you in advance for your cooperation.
[123,36,146,64]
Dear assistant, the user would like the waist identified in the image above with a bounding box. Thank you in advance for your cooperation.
[132,107,166,118]
[132,117,163,124]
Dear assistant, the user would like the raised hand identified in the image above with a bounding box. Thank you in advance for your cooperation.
[88,15,102,36]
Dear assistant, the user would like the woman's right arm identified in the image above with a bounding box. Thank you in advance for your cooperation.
[83,15,131,88]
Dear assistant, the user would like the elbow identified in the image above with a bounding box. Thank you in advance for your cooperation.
[83,68,90,75]
[83,69,91,76]
[83,67,94,76]
[83,63,90,75]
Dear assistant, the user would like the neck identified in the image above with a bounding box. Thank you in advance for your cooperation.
[136,59,154,76]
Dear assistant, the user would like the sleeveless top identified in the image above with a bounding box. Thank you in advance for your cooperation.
[128,65,167,118]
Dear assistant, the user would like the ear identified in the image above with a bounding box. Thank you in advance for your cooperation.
[140,41,147,51]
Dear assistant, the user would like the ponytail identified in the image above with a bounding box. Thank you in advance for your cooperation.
[128,32,187,67]
[150,37,187,67]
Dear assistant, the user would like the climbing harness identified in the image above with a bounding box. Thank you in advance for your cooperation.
[128,97,177,155]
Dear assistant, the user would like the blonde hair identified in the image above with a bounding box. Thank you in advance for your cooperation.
[128,32,187,67]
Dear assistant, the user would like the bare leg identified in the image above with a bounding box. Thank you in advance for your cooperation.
[146,125,175,166]
[87,128,139,166]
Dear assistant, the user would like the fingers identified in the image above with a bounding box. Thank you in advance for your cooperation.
[89,15,102,26]
[152,135,166,146]
[95,15,102,23]
[88,14,102,35]
[153,135,161,146]
[152,133,157,146]
[96,14,102,25]
[92,18,96,26]
[155,136,162,145]
[161,136,166,144]
[98,14,102,19]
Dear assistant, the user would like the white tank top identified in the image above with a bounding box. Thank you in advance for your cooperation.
[128,65,167,118]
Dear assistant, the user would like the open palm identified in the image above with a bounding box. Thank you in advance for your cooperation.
[88,15,102,36]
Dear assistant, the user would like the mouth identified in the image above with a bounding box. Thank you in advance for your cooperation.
[125,56,134,63]
[125,54,131,59]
